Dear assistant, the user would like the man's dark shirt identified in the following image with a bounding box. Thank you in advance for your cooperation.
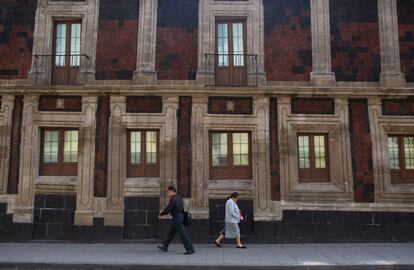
[160,194,184,217]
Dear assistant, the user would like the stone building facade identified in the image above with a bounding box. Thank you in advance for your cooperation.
[0,0,414,243]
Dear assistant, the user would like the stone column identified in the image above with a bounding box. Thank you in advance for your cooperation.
[191,96,209,219]
[310,0,336,87]
[254,97,277,221]
[133,0,158,84]
[13,95,37,223]
[75,96,97,226]
[104,96,125,226]
[0,96,14,194]
[161,96,179,208]
[378,0,406,87]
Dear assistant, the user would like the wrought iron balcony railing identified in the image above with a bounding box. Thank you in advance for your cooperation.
[32,54,90,85]
[204,53,259,87]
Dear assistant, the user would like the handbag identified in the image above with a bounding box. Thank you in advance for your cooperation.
[183,211,192,227]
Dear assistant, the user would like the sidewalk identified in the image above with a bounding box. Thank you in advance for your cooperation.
[0,243,413,269]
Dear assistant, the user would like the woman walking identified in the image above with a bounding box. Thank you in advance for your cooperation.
[214,192,246,249]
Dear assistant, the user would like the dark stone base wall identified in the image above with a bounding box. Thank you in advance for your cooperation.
[160,210,414,244]
[0,202,32,242]
[2,199,414,243]
[33,194,76,240]
[124,197,159,240]
[271,210,414,243]
[0,198,123,243]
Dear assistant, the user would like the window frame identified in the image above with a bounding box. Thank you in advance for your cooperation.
[39,128,79,176]
[215,18,247,67]
[209,131,252,180]
[388,134,414,184]
[52,19,82,85]
[52,20,82,67]
[127,129,160,178]
[297,133,330,183]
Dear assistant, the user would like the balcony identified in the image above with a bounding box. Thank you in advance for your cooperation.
[204,54,259,87]
[32,54,90,85]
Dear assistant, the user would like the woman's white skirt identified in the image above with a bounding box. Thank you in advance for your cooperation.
[224,222,240,239]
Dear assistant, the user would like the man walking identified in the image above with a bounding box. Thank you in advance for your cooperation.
[158,186,195,255]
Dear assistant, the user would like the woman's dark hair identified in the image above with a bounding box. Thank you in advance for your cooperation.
[227,192,239,200]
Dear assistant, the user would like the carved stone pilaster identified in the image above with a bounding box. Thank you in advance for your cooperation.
[310,0,336,87]
[104,96,125,226]
[13,95,37,223]
[75,96,97,226]
[378,0,406,87]
[133,0,158,85]
[0,96,14,194]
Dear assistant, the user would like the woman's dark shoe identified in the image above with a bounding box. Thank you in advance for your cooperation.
[214,240,222,248]
[183,250,195,255]
[157,246,168,252]
[237,245,247,249]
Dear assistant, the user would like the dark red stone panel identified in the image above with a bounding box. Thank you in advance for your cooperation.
[156,0,198,80]
[291,97,335,115]
[126,96,163,113]
[94,96,110,197]
[208,97,253,115]
[348,99,375,203]
[7,95,23,194]
[397,0,414,82]
[177,96,192,198]
[382,98,414,116]
[38,95,82,112]
[264,0,312,81]
[0,0,37,80]
[95,0,139,80]
[269,98,281,201]
[330,0,381,82]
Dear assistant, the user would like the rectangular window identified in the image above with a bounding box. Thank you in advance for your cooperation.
[214,19,247,86]
[216,19,246,67]
[52,20,82,85]
[127,130,160,178]
[210,131,252,180]
[40,128,79,176]
[297,133,330,183]
[388,135,414,183]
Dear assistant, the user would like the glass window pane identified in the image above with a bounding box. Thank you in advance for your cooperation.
[404,136,414,169]
[55,24,66,66]
[146,131,157,164]
[388,136,400,170]
[233,133,249,166]
[44,131,59,163]
[298,135,310,169]
[130,131,141,164]
[314,135,326,169]
[70,23,81,66]
[63,130,78,162]
[232,23,244,66]
[217,23,228,67]
[212,133,228,166]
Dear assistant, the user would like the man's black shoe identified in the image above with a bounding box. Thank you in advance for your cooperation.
[183,250,195,255]
[157,246,168,252]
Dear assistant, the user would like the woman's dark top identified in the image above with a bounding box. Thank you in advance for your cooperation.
[160,194,184,217]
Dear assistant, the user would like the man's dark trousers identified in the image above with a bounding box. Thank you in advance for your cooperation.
[162,212,194,252]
